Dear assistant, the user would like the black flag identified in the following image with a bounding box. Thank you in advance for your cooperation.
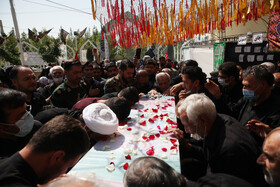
[61,29,69,44]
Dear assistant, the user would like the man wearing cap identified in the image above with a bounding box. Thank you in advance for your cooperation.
[82,103,119,146]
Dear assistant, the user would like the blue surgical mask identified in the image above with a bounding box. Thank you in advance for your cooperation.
[218,77,230,87]
[242,89,259,100]
[14,112,34,137]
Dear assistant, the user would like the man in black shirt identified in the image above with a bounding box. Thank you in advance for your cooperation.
[0,88,42,159]
[177,93,267,187]
[0,115,90,186]
[41,65,64,104]
[9,66,46,116]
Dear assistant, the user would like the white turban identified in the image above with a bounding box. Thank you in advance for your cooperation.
[83,103,119,135]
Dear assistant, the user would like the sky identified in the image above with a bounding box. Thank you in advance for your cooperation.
[0,0,101,38]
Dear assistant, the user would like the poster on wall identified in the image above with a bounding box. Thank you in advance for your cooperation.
[268,11,280,52]
[213,42,225,70]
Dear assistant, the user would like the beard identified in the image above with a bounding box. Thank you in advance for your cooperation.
[263,168,274,186]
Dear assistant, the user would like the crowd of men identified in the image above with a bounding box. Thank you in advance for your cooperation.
[0,55,280,187]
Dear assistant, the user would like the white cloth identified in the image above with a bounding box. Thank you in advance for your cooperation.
[83,103,119,135]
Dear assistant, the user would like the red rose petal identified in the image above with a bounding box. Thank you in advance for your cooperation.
[168,103,172,106]
[144,109,149,112]
[110,162,115,165]
[125,155,131,160]
[162,107,166,110]
[170,138,177,144]
[148,118,154,123]
[149,135,155,140]
[153,115,159,119]
[123,163,129,170]
[140,114,144,118]
[171,125,178,128]
[126,127,132,131]
[162,148,167,152]
[166,118,171,122]
[101,136,108,141]
[152,108,158,113]
[156,104,160,107]
[142,136,148,140]
[159,130,164,134]
[155,133,160,137]
[146,147,155,156]
[138,110,143,112]
[119,121,126,126]
[164,126,168,131]
[170,146,177,150]
[140,121,146,126]
[157,125,161,130]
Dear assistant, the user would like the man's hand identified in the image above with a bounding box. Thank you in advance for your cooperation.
[204,80,221,99]
[172,128,184,140]
[246,119,271,139]
[179,90,188,100]
[88,87,100,97]
[170,82,183,96]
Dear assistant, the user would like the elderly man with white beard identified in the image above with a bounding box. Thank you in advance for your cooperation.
[177,93,267,187]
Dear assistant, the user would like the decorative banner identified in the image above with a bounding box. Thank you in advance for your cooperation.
[28,29,38,42]
[79,27,87,37]
[252,33,263,44]
[38,28,52,39]
[268,11,280,52]
[94,0,280,49]
[237,35,247,45]
[61,29,69,44]
[213,42,225,70]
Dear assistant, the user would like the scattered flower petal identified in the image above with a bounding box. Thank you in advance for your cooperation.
[140,121,146,126]
[170,149,177,155]
[149,135,155,140]
[106,164,115,172]
[127,127,132,131]
[148,118,154,123]
[132,130,139,135]
[123,163,129,170]
[125,154,131,160]
[140,114,144,118]
[157,125,161,130]
[146,147,155,156]
[155,133,160,137]
[161,155,168,159]
[152,108,158,113]
[162,148,167,152]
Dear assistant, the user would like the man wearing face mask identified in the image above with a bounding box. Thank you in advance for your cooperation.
[257,127,280,186]
[217,62,243,106]
[177,93,267,187]
[0,88,42,159]
[104,58,136,94]
[41,66,64,104]
[207,65,280,134]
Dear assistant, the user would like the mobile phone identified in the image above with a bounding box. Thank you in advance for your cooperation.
[136,48,141,59]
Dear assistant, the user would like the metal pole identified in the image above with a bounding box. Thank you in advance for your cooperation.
[9,0,24,65]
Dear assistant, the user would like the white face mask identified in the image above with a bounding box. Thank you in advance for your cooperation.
[190,120,206,141]
[14,111,34,137]
[53,77,64,84]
